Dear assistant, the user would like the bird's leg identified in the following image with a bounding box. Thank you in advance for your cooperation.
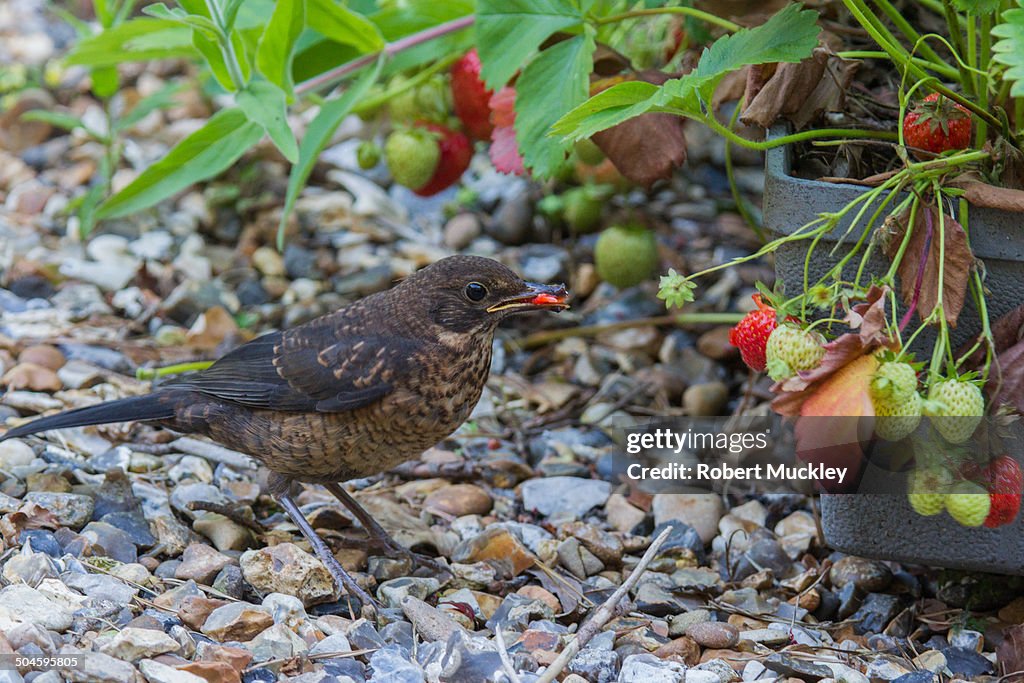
[323,482,449,574]
[275,492,378,617]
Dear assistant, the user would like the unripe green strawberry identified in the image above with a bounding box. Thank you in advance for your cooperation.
[356,141,381,170]
[926,379,984,444]
[575,138,605,166]
[875,390,922,441]
[562,185,607,233]
[388,74,451,124]
[907,465,950,516]
[764,324,825,381]
[384,128,440,190]
[945,481,991,527]
[871,361,918,404]
[594,224,659,288]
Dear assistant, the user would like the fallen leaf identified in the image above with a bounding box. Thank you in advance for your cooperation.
[997,624,1024,679]
[592,71,686,187]
[741,47,857,130]
[489,87,526,176]
[185,306,241,351]
[885,204,973,328]
[990,338,1024,414]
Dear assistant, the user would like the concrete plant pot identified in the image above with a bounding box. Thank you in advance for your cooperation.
[762,125,1024,575]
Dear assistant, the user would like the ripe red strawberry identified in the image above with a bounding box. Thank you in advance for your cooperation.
[729,294,778,372]
[983,455,1023,528]
[450,49,494,141]
[902,92,971,155]
[413,122,472,197]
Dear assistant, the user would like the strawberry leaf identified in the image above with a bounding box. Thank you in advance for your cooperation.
[993,4,1024,97]
[551,3,820,141]
[475,0,587,90]
[514,33,596,178]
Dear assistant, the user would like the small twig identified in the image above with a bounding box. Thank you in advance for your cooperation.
[186,500,264,533]
[520,312,745,349]
[495,628,524,683]
[533,526,673,683]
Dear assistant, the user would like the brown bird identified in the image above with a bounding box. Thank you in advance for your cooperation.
[0,255,568,611]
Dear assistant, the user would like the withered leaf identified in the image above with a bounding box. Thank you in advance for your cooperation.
[885,205,973,328]
[741,47,857,130]
[989,338,1024,414]
[592,70,686,187]
[997,624,1024,679]
[949,172,1024,212]
[958,303,1024,370]
[772,287,895,415]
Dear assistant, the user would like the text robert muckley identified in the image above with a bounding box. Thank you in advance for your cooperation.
[626,462,848,484]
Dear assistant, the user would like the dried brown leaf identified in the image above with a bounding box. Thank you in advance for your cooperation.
[949,173,1024,212]
[997,624,1024,679]
[990,339,1024,414]
[741,48,857,130]
[592,71,686,187]
[885,205,973,328]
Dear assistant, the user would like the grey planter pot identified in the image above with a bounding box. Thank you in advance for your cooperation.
[762,125,1024,575]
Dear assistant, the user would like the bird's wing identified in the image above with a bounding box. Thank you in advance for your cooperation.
[165,325,417,413]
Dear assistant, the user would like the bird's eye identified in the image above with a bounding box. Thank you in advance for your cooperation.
[465,282,487,301]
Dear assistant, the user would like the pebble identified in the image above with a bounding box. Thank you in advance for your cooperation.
[192,513,252,552]
[605,493,646,533]
[521,476,611,517]
[239,543,335,607]
[0,439,35,468]
[23,492,94,529]
[423,484,492,516]
[830,556,893,592]
[652,494,723,544]
[451,527,536,576]
[137,659,207,683]
[683,381,729,416]
[378,577,441,608]
[80,521,138,563]
[686,621,739,649]
[443,213,482,249]
[618,653,688,682]
[0,584,72,632]
[251,246,286,276]
[250,623,309,662]
[175,543,235,584]
[98,626,181,661]
[569,647,620,683]
[202,602,274,642]
[60,647,137,683]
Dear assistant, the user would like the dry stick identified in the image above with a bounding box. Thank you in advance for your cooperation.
[495,628,524,683]
[533,526,673,683]
[170,436,258,470]
[520,312,744,349]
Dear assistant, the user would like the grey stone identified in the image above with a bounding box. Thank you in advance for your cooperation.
[569,647,620,683]
[618,653,686,683]
[521,477,611,517]
[378,577,441,608]
[23,492,94,529]
[0,585,72,632]
[98,626,181,661]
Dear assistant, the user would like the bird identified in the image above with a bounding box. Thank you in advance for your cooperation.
[0,255,569,613]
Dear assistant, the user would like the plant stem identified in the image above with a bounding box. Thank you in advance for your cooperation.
[836,50,958,77]
[205,0,245,91]
[872,0,947,71]
[724,97,766,242]
[295,16,475,96]
[702,116,898,150]
[595,7,740,32]
[977,13,992,146]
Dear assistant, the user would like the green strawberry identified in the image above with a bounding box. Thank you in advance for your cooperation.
[926,379,984,444]
[563,185,609,233]
[387,74,451,124]
[575,138,606,166]
[594,224,659,288]
[875,390,922,442]
[384,128,440,190]
[356,141,381,170]
[907,465,950,516]
[764,324,825,381]
[945,481,991,527]
[871,361,918,404]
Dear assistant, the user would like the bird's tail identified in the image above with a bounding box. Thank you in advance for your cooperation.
[0,394,178,442]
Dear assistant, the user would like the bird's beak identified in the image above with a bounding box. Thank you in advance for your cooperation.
[487,282,570,313]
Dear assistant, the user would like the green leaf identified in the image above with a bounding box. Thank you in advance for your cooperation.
[256,0,304,96]
[64,18,199,67]
[236,81,299,162]
[476,0,586,89]
[551,3,819,141]
[114,81,185,133]
[223,0,247,30]
[279,56,383,248]
[515,33,596,178]
[307,0,384,53]
[21,110,86,132]
[952,0,1001,14]
[92,65,120,98]
[142,4,220,38]
[97,108,263,219]
[993,6,1024,97]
